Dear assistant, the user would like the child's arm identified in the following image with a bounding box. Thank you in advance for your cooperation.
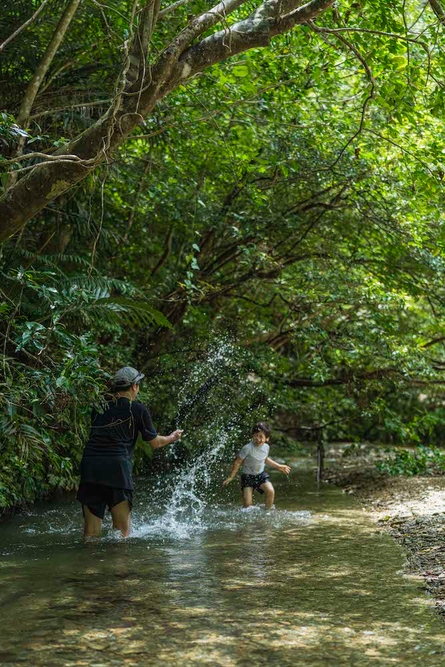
[265,457,291,475]
[223,457,244,486]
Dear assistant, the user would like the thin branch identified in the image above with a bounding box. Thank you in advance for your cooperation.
[364,129,438,180]
[0,0,51,52]
[28,99,111,121]
[304,24,429,43]
[422,336,445,349]
[151,227,174,275]
[159,0,192,18]
[38,44,100,95]
[1,152,94,166]
[309,22,375,167]
[123,158,152,242]
[308,23,432,80]
[16,0,83,127]
[283,209,329,252]
[89,0,129,22]
[287,368,402,387]
[8,158,93,175]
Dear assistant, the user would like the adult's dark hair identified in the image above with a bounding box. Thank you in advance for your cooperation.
[111,381,140,393]
[251,422,271,438]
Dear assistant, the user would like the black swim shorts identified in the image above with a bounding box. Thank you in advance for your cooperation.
[76,482,133,519]
[240,472,271,494]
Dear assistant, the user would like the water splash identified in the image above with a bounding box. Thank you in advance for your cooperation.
[134,423,234,538]
[136,337,271,538]
[131,503,311,540]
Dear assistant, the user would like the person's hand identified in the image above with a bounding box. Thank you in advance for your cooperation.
[170,429,183,443]
[280,464,291,475]
[223,476,234,486]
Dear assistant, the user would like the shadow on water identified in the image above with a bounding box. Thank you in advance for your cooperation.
[1,463,445,666]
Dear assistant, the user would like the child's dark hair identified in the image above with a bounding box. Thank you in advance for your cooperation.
[251,422,271,438]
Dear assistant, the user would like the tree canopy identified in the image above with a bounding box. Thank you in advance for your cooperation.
[2,0,445,508]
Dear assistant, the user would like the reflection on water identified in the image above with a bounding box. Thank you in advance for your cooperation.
[1,465,445,666]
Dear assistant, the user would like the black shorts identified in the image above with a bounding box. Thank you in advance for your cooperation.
[240,472,271,494]
[76,482,133,520]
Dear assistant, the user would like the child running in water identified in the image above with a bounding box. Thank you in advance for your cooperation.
[223,422,291,509]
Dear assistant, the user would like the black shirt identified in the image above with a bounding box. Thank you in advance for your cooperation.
[79,397,158,490]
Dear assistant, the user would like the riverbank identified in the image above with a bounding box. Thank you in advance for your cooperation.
[324,450,445,618]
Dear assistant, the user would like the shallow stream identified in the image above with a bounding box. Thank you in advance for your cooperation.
[1,460,445,666]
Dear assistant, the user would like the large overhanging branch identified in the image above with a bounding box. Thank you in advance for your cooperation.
[0,0,334,242]
[166,0,335,85]
[429,0,445,24]
[166,0,249,57]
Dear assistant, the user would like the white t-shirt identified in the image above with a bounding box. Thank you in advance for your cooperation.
[238,441,270,475]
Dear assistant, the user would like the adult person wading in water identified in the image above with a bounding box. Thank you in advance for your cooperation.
[76,366,183,538]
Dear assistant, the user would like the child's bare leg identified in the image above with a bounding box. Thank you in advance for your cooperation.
[260,482,275,509]
[83,505,102,538]
[111,500,131,537]
[243,487,253,508]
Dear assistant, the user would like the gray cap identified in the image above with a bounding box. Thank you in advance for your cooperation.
[112,366,145,389]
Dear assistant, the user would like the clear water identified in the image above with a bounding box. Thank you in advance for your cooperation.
[1,462,445,666]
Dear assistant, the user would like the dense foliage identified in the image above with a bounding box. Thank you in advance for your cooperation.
[2,0,445,508]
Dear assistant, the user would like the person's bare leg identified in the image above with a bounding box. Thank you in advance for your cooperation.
[260,482,275,509]
[83,505,102,538]
[243,487,253,508]
[111,500,131,537]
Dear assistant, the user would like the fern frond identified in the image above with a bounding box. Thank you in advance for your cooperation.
[3,247,94,275]
[58,275,141,296]
[32,252,91,268]
[0,416,48,452]
[72,297,171,329]
[107,297,172,328]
